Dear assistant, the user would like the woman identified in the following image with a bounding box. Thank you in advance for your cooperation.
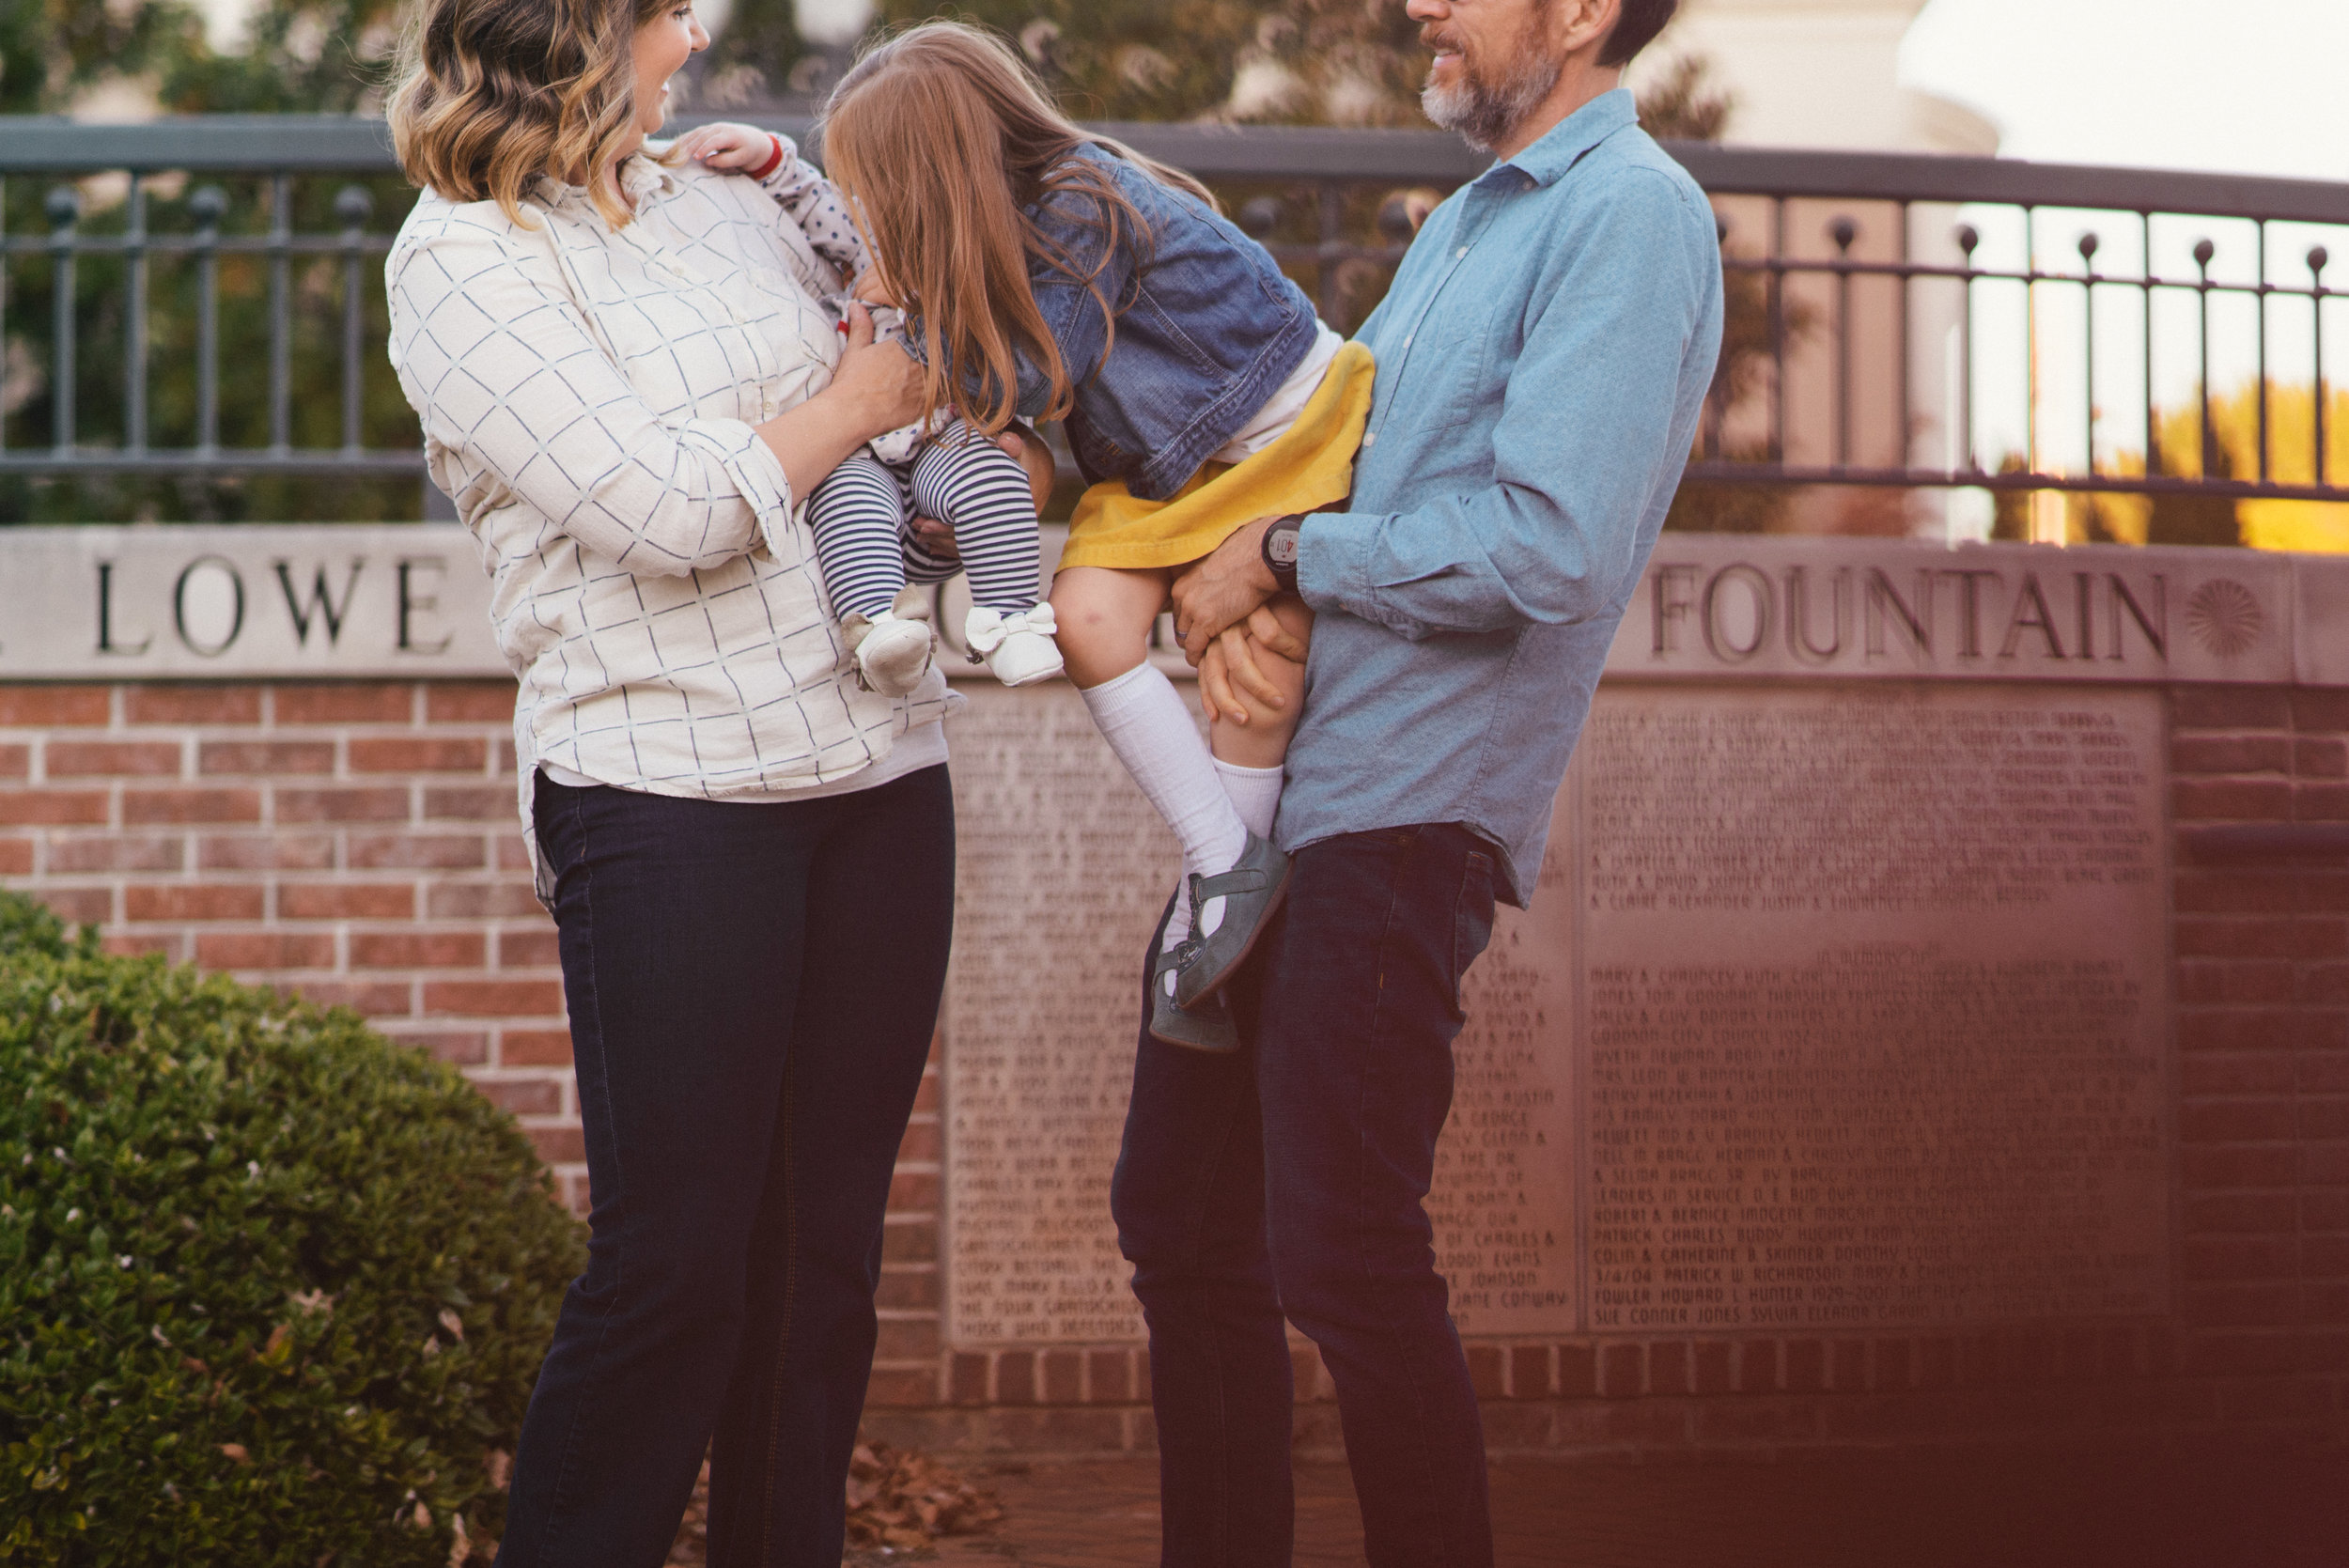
[384,3,1034,1562]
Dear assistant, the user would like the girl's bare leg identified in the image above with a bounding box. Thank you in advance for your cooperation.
[1050,566,1174,688]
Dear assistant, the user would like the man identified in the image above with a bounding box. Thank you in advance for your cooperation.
[1123,0,1723,1563]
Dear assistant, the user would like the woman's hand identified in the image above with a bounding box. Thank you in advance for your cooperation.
[828,303,926,434]
[674,121,783,174]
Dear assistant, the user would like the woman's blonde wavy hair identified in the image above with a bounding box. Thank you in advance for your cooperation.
[388,0,677,228]
[819,21,1216,438]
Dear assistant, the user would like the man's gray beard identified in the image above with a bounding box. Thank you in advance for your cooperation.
[1420,49,1563,152]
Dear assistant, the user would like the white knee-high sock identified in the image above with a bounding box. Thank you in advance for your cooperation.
[1214,758,1283,839]
[1080,662,1248,951]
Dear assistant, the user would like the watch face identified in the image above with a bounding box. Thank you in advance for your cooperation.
[1267,527,1301,566]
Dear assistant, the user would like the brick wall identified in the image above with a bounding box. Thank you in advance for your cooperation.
[6,676,2346,1458]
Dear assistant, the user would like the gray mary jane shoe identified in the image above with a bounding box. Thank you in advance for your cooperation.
[1149,938,1239,1053]
[1172,831,1293,1011]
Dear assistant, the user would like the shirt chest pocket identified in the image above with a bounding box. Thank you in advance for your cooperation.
[1398,264,1506,435]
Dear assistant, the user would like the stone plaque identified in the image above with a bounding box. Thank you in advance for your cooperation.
[1573,685,2171,1333]
[944,685,1172,1345]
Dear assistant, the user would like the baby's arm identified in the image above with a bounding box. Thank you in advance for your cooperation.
[676,121,868,284]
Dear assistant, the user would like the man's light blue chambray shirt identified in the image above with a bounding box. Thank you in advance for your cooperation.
[1281,90,1724,906]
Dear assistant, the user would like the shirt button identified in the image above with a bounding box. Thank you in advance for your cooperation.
[1456,246,1470,258]
[1362,431,1378,448]
[1402,334,1413,349]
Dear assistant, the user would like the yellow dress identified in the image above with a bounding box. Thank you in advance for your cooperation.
[1057,341,1377,573]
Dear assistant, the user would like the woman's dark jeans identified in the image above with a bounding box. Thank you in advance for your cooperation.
[496,767,955,1568]
[1112,822,1501,1568]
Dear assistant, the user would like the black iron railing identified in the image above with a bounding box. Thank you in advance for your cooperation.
[4,115,2347,520]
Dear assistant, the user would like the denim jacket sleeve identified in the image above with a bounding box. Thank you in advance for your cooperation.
[1019,186,1133,417]
[1299,168,1719,640]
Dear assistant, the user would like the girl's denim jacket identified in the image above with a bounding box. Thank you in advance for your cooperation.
[924,145,1320,502]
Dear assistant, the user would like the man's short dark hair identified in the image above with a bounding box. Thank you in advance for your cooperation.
[1598,0,1678,68]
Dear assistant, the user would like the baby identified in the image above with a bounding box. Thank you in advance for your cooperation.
[673,120,1063,692]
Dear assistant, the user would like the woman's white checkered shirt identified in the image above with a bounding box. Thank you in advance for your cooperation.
[386,148,957,899]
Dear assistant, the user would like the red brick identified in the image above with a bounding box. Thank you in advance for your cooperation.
[2299,783,2349,821]
[2173,869,2306,915]
[197,833,335,872]
[349,832,485,870]
[896,1120,942,1163]
[2176,917,2348,960]
[501,1028,574,1066]
[121,787,259,825]
[1086,1349,1133,1404]
[2180,1011,2305,1053]
[2178,959,2295,1004]
[279,882,414,921]
[1594,1343,1640,1398]
[1783,1338,1828,1393]
[2307,1190,2349,1233]
[125,685,260,724]
[273,683,412,724]
[1037,1348,1081,1403]
[1466,1344,1505,1400]
[497,928,561,969]
[876,1269,941,1312]
[2184,1053,2295,1095]
[2187,1192,2298,1233]
[997,1351,1037,1405]
[274,787,411,824]
[2185,1146,2300,1188]
[288,980,410,1016]
[2185,1101,2298,1142]
[2307,1142,2349,1185]
[383,1029,489,1066]
[2186,1283,2302,1327]
[2172,685,2292,729]
[427,683,520,722]
[1510,1344,1554,1400]
[2305,965,2349,1005]
[349,736,488,774]
[198,740,334,776]
[2174,778,2294,821]
[44,740,181,778]
[103,931,180,960]
[124,884,263,923]
[2294,689,2349,731]
[2303,1052,2349,1093]
[2308,1236,2349,1279]
[863,1369,939,1409]
[0,789,110,826]
[951,1353,989,1406]
[474,1079,562,1116]
[194,930,336,970]
[888,1171,940,1210]
[2301,1098,2349,1140]
[0,744,28,779]
[45,834,182,874]
[428,882,543,919]
[425,978,563,1017]
[1555,1343,1598,1399]
[496,834,535,872]
[38,888,112,924]
[425,785,512,822]
[351,930,486,970]
[0,687,110,725]
[880,1219,935,1265]
[528,1126,586,1165]
[1831,1339,1868,1391]
[0,838,29,875]
[2172,735,2292,774]
[2186,1235,2300,1281]
[2298,738,2349,779]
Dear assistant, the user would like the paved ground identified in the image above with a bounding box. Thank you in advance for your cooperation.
[867,1443,2349,1568]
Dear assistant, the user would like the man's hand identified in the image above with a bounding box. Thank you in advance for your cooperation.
[1170,515,1281,662]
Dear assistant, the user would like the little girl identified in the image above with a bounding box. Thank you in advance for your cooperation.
[675,119,1065,692]
[818,23,1377,1052]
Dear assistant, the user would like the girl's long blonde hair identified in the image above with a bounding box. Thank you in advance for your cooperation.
[388,0,673,229]
[818,22,1217,436]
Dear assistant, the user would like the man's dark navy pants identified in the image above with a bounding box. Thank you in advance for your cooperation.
[1112,822,1501,1568]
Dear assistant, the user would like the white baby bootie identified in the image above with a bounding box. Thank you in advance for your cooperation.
[843,607,936,696]
[965,604,1065,688]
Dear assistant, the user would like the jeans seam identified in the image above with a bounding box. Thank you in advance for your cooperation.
[757,990,803,1565]
[537,786,620,1564]
[1356,829,1458,1568]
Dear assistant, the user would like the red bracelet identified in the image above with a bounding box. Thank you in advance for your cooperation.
[747,133,786,182]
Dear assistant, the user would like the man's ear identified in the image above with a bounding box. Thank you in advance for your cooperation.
[1557,0,1625,57]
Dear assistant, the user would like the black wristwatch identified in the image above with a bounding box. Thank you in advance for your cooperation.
[1261,516,1302,593]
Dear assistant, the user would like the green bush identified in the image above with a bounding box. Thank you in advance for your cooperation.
[0,891,584,1564]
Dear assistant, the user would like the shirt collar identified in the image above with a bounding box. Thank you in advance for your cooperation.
[1479,86,1640,191]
